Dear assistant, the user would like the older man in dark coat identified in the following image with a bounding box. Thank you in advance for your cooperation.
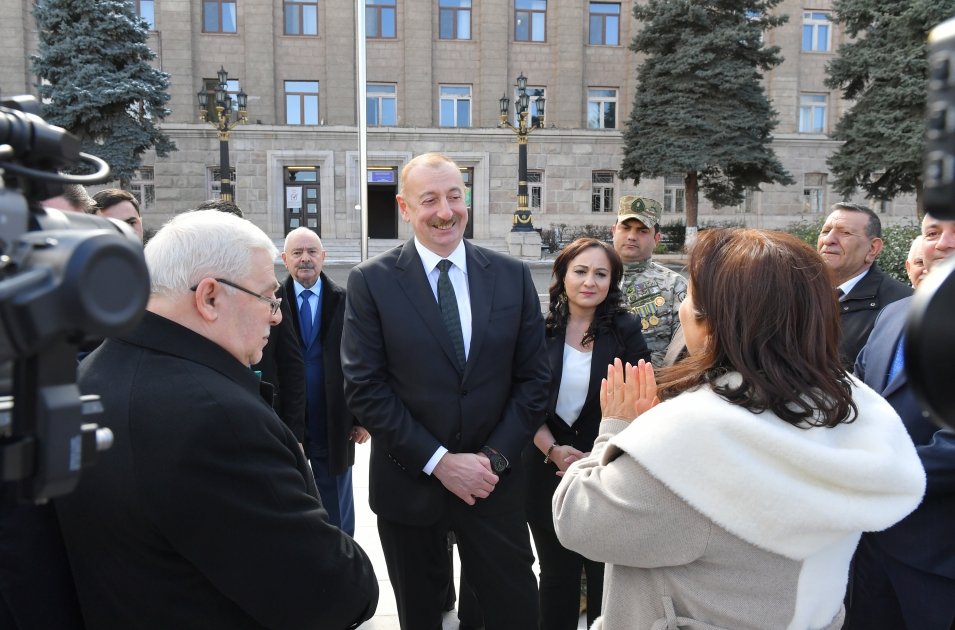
[817,202,911,367]
[56,210,377,630]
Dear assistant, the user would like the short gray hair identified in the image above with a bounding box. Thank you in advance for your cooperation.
[145,210,277,296]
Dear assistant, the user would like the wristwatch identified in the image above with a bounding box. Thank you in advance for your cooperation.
[480,446,510,474]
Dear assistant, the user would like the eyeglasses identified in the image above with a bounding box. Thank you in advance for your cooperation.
[190,278,282,316]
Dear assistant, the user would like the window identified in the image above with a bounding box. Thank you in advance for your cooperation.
[367,83,397,126]
[203,0,237,33]
[803,173,827,213]
[366,0,396,38]
[440,0,471,40]
[439,85,471,127]
[799,93,827,133]
[587,88,617,129]
[737,189,757,214]
[285,0,318,35]
[589,3,619,46]
[133,0,155,30]
[285,81,319,125]
[515,0,546,42]
[664,174,685,214]
[201,78,241,123]
[207,166,236,199]
[514,86,545,128]
[592,171,614,213]
[802,11,830,52]
[130,167,155,211]
[528,170,543,213]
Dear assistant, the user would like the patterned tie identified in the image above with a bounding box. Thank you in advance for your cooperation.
[436,260,466,369]
[887,334,905,384]
[299,289,314,345]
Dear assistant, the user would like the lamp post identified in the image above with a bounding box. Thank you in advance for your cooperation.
[499,72,545,232]
[197,66,248,201]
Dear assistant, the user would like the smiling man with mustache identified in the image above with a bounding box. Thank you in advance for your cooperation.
[342,152,550,630]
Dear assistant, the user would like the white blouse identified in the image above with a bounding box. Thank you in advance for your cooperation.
[555,344,592,426]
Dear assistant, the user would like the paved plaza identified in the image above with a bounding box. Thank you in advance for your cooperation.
[351,443,588,630]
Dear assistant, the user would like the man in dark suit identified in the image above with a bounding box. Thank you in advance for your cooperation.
[847,211,955,630]
[342,153,550,630]
[55,210,378,630]
[817,202,911,367]
[279,226,368,535]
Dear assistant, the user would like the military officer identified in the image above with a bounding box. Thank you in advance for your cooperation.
[611,195,688,367]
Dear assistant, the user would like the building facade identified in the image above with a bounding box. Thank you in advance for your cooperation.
[0,0,917,250]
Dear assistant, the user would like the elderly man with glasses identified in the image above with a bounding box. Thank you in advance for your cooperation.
[55,210,378,630]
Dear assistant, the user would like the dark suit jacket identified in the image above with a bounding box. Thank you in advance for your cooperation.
[281,273,356,474]
[341,239,550,525]
[524,312,649,525]
[254,288,306,439]
[57,312,378,630]
[839,264,911,368]
[856,297,955,580]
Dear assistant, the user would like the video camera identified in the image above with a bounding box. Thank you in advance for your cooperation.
[907,17,955,430]
[0,95,149,503]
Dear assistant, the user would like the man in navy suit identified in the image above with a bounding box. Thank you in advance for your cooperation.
[281,227,368,535]
[847,211,955,629]
[342,153,550,630]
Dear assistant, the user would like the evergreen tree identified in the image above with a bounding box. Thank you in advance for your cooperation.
[620,0,794,238]
[31,0,175,186]
[825,0,955,213]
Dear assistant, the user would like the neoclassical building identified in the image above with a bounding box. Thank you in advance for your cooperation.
[0,0,916,253]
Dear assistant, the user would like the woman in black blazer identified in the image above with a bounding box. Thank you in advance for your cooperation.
[524,237,649,630]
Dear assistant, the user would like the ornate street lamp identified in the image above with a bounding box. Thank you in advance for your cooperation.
[197,66,248,201]
[499,72,545,232]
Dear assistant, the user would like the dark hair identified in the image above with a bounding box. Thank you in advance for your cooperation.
[830,202,881,238]
[62,184,96,213]
[657,228,856,428]
[92,188,140,216]
[546,237,626,346]
[195,199,244,217]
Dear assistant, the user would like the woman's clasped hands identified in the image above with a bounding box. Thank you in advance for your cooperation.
[600,358,659,423]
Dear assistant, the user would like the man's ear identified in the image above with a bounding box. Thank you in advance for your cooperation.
[396,195,410,223]
[193,278,220,322]
[868,237,884,263]
[654,231,662,244]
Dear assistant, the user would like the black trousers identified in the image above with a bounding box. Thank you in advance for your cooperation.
[528,512,603,630]
[377,503,538,630]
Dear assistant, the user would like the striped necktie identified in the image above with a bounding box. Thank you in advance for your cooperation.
[436,260,466,369]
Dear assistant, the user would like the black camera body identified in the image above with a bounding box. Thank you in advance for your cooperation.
[906,17,955,430]
[0,96,149,503]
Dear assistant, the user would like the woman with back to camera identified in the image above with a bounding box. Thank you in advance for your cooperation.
[524,237,649,630]
[552,229,926,630]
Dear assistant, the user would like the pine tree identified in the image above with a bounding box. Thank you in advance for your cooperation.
[825,0,955,213]
[31,0,176,186]
[620,0,794,238]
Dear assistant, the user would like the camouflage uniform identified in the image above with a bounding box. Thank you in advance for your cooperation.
[621,259,687,367]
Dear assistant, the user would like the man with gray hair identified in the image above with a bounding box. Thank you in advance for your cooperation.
[817,202,911,367]
[56,210,378,629]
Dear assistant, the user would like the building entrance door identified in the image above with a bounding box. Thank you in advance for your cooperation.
[284,166,320,235]
[368,168,398,238]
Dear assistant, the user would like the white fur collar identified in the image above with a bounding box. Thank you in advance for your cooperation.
[610,374,925,559]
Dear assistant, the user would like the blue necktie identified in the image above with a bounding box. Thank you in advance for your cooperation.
[299,289,314,345]
[436,260,466,369]
[887,334,905,384]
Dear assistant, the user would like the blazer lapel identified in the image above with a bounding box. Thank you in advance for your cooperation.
[868,312,907,396]
[462,242,492,379]
[546,333,565,415]
[395,240,463,372]
[283,275,304,345]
